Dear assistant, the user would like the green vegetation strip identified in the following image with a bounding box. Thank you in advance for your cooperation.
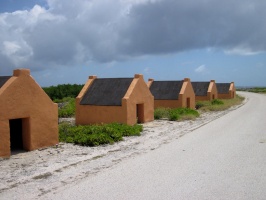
[59,123,143,146]
[43,84,84,101]
[154,107,199,121]
[58,97,75,118]
[237,87,266,94]
[196,95,244,112]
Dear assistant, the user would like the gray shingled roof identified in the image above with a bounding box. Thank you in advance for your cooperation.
[80,78,133,106]
[0,76,11,89]
[149,81,183,100]
[191,82,210,96]
[216,83,230,94]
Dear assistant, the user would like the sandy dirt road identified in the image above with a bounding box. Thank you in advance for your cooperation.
[39,92,266,200]
[1,92,265,199]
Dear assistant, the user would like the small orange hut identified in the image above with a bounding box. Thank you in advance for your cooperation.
[216,82,236,99]
[147,78,195,109]
[76,74,154,125]
[191,80,218,101]
[0,69,58,158]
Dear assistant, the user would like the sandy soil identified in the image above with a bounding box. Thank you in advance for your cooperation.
[0,101,245,199]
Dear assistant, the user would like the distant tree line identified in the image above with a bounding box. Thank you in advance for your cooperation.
[43,84,84,100]
[237,87,266,93]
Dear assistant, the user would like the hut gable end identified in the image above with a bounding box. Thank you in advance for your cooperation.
[217,83,230,94]
[0,69,58,158]
[80,78,133,106]
[149,81,183,100]
[191,82,210,96]
[0,76,11,89]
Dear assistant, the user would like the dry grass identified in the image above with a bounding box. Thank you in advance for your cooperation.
[196,95,244,112]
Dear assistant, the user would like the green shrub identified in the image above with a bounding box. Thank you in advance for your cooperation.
[195,101,205,109]
[108,123,143,137]
[154,107,169,119]
[58,97,75,117]
[169,112,180,121]
[154,107,199,121]
[211,99,224,105]
[173,108,199,120]
[59,123,143,146]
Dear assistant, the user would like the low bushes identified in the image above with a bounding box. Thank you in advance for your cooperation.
[196,95,244,111]
[43,84,84,101]
[237,87,266,93]
[195,101,205,109]
[154,108,169,119]
[59,123,143,146]
[154,107,199,121]
[249,88,266,93]
[58,97,75,118]
[211,99,224,105]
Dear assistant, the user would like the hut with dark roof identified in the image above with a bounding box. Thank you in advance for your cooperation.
[76,74,154,125]
[191,80,218,101]
[216,82,236,99]
[0,69,58,158]
[147,78,195,109]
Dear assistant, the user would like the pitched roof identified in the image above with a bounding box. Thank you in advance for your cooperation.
[0,76,11,89]
[216,83,230,94]
[191,82,210,96]
[80,78,133,106]
[149,81,183,100]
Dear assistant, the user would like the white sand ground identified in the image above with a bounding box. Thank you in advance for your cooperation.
[0,99,246,200]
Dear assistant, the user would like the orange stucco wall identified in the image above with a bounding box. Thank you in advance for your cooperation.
[149,78,195,109]
[154,100,182,108]
[195,80,218,101]
[217,82,236,99]
[0,69,58,158]
[195,96,210,101]
[76,104,126,124]
[76,74,154,125]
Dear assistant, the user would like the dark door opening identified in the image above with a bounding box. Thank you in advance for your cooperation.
[186,98,190,108]
[9,118,24,151]
[136,104,144,123]
[212,94,215,100]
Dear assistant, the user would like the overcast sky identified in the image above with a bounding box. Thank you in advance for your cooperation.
[0,0,266,86]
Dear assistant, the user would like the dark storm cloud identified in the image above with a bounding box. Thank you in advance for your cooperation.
[121,0,266,55]
[0,0,265,71]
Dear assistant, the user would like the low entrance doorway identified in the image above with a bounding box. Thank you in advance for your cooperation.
[9,118,24,152]
[136,104,144,123]
[9,118,29,153]
[186,98,190,108]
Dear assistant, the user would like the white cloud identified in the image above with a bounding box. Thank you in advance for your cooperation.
[2,41,21,55]
[2,40,33,67]
[224,47,262,56]
[195,65,207,73]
